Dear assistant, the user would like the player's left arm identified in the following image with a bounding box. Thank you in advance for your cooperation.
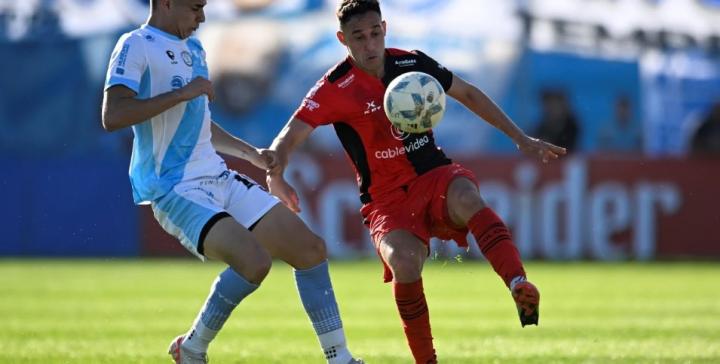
[210,122,276,171]
[447,75,567,163]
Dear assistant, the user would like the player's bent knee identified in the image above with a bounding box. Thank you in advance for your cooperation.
[244,258,272,284]
[233,248,272,284]
[208,239,272,284]
[449,178,484,206]
[456,189,486,211]
[292,234,327,269]
[448,182,487,225]
[386,250,423,281]
[306,234,328,261]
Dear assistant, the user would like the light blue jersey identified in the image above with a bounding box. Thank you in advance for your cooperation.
[104,25,225,205]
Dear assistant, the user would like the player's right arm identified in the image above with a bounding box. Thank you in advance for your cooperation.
[266,117,314,213]
[447,74,566,163]
[101,32,214,132]
[102,78,213,132]
[267,77,337,212]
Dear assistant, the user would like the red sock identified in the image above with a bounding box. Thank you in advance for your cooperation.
[393,279,437,364]
[468,208,526,287]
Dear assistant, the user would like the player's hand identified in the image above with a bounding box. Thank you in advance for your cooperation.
[177,76,215,102]
[266,173,301,213]
[516,136,566,164]
[266,162,284,178]
[247,148,277,171]
[261,149,278,171]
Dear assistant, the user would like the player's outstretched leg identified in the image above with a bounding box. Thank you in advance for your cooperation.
[169,267,262,364]
[468,207,540,326]
[168,268,260,363]
[251,204,362,364]
[446,177,538,327]
[295,261,360,364]
[168,216,271,363]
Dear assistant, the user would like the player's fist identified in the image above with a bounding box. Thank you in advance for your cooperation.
[177,76,215,101]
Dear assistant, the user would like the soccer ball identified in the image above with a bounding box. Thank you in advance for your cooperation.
[383,71,446,133]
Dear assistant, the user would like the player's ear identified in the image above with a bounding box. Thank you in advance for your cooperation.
[381,20,387,36]
[336,30,346,46]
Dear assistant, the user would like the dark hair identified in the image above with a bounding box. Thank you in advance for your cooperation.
[336,0,381,25]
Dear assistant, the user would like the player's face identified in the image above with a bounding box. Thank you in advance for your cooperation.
[338,12,386,76]
[168,0,206,39]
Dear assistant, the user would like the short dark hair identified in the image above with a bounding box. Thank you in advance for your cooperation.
[336,0,381,26]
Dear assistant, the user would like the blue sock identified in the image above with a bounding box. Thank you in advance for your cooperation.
[295,260,343,334]
[183,267,259,353]
[295,260,352,363]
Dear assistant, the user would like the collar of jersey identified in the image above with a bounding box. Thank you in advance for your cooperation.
[142,24,183,42]
[346,54,387,82]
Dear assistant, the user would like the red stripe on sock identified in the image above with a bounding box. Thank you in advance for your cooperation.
[468,208,526,287]
[393,279,437,364]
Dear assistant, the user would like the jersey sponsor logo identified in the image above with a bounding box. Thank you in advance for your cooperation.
[374,135,430,159]
[181,51,193,66]
[117,44,130,67]
[115,43,130,75]
[338,74,355,89]
[166,50,178,64]
[364,100,382,115]
[171,75,185,90]
[395,59,417,67]
[303,98,320,111]
[390,125,411,141]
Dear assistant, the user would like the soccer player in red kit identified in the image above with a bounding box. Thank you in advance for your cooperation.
[268,1,566,362]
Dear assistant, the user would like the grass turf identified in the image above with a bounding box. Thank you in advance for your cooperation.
[0,259,718,363]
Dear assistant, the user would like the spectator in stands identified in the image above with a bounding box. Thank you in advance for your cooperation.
[690,101,720,155]
[597,95,642,153]
[209,20,283,118]
[533,88,580,152]
[2,1,62,41]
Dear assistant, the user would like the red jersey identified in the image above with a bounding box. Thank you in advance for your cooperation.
[294,48,454,204]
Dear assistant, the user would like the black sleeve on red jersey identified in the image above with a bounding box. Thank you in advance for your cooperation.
[412,50,454,91]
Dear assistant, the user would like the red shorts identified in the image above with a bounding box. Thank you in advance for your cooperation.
[359,164,478,282]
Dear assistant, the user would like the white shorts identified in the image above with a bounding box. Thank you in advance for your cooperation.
[151,170,279,260]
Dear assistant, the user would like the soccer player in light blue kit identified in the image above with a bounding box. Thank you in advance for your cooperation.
[101,1,363,363]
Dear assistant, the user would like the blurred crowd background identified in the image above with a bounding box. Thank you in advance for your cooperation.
[1,0,719,260]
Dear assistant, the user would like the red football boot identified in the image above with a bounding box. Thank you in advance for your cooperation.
[511,280,540,327]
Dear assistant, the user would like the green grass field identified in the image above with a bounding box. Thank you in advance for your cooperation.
[1,259,718,363]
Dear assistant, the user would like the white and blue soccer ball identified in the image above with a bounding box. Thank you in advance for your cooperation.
[383,71,446,134]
